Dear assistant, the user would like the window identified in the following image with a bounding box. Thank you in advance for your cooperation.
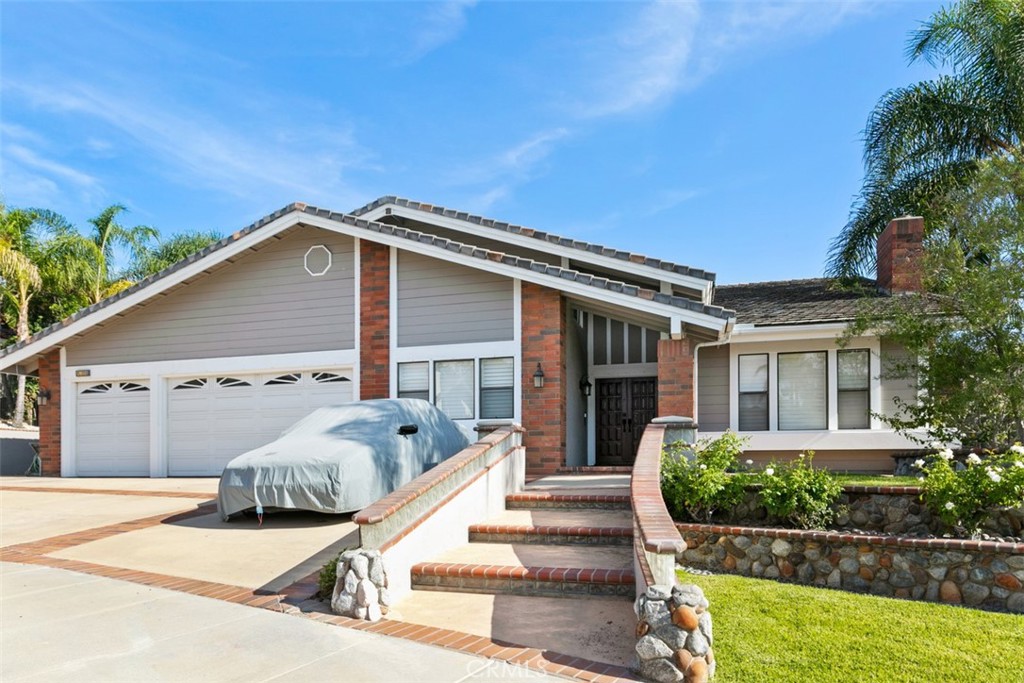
[838,349,870,429]
[738,354,768,430]
[435,360,474,419]
[397,362,429,401]
[778,351,827,430]
[480,357,514,419]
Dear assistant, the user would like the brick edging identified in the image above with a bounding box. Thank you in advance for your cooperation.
[468,523,632,538]
[411,562,635,585]
[631,424,685,554]
[674,522,1024,554]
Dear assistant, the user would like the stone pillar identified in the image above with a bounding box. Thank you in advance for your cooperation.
[331,549,390,622]
[876,216,924,293]
[36,349,62,476]
[521,283,566,475]
[657,338,694,419]
[635,584,716,683]
[359,240,390,400]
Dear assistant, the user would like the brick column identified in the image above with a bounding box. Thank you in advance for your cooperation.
[360,241,390,400]
[36,349,62,476]
[657,338,694,419]
[521,283,566,475]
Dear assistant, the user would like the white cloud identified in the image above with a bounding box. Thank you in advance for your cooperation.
[641,188,703,217]
[575,0,879,118]
[401,0,477,63]
[4,144,100,190]
[4,80,371,210]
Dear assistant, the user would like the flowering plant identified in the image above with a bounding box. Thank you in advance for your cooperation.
[919,445,1024,536]
[757,452,842,530]
[661,431,752,523]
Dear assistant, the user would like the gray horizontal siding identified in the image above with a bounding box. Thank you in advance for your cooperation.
[879,339,917,420]
[697,344,730,430]
[397,250,514,347]
[66,227,355,365]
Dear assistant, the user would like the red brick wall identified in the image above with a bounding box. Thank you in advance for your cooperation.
[360,240,390,400]
[521,283,566,475]
[36,349,62,476]
[657,338,694,419]
[877,216,924,293]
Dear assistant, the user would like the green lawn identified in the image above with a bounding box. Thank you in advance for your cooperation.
[678,570,1024,683]
[833,473,921,487]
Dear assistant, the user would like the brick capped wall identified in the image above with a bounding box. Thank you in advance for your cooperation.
[521,283,566,475]
[36,349,61,476]
[877,216,924,293]
[657,338,694,419]
[360,240,390,400]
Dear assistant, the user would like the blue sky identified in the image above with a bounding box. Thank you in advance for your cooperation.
[1,1,943,284]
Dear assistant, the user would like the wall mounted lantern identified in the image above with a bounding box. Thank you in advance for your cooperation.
[533,363,545,389]
[38,388,52,406]
[579,376,592,397]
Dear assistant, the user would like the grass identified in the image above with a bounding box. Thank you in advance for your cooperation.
[677,569,1024,683]
[833,473,921,487]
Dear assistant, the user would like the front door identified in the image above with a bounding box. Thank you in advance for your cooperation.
[596,377,657,466]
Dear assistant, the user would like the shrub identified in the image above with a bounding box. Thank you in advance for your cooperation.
[758,452,842,530]
[318,554,340,598]
[917,445,1024,536]
[661,431,751,523]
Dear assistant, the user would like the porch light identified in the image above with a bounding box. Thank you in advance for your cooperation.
[579,376,592,397]
[533,363,545,388]
[38,388,51,406]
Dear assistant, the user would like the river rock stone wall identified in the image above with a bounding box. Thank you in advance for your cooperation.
[331,549,391,621]
[727,487,1023,539]
[634,584,716,683]
[678,525,1024,613]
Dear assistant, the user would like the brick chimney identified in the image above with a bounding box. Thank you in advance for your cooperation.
[876,216,924,293]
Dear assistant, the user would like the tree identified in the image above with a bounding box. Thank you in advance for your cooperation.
[81,204,157,304]
[126,230,223,280]
[829,0,1024,277]
[846,155,1024,448]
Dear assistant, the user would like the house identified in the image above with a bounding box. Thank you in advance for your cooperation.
[0,198,923,477]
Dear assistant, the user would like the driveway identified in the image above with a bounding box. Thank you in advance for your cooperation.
[0,478,599,682]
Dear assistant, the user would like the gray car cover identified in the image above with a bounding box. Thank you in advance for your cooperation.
[216,399,470,520]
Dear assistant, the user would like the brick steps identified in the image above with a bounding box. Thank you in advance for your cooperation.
[506,492,632,510]
[410,474,636,599]
[410,562,635,598]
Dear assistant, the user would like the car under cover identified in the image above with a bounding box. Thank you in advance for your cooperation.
[216,398,471,520]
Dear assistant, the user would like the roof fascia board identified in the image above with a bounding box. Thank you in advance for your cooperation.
[729,322,853,343]
[359,204,714,301]
[299,213,728,333]
[0,213,304,371]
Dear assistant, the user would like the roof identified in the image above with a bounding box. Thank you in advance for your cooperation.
[0,202,733,366]
[350,196,716,282]
[713,278,883,326]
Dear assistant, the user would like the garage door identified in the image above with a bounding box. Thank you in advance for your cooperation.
[167,369,353,476]
[76,381,151,476]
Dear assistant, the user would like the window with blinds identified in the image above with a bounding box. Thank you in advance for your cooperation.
[738,354,769,431]
[397,362,429,401]
[778,351,827,430]
[480,357,514,419]
[838,349,870,429]
[435,360,474,419]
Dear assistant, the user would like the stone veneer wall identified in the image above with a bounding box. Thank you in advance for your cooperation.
[678,524,1024,613]
[729,486,1024,539]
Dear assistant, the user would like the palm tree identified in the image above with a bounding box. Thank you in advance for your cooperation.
[828,0,1024,277]
[83,204,157,304]
[126,230,223,280]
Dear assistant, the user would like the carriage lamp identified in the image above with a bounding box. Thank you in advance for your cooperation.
[579,376,592,397]
[533,363,545,388]
[38,388,52,406]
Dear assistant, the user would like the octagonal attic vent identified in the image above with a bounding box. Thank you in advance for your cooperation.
[304,245,332,277]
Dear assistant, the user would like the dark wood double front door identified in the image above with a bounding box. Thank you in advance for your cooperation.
[596,377,657,466]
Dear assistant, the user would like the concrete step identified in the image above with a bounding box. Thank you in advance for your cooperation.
[469,509,633,545]
[410,543,634,599]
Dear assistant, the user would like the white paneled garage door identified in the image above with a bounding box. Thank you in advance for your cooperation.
[76,381,151,476]
[166,369,353,476]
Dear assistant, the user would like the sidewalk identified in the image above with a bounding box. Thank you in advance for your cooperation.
[0,562,566,683]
